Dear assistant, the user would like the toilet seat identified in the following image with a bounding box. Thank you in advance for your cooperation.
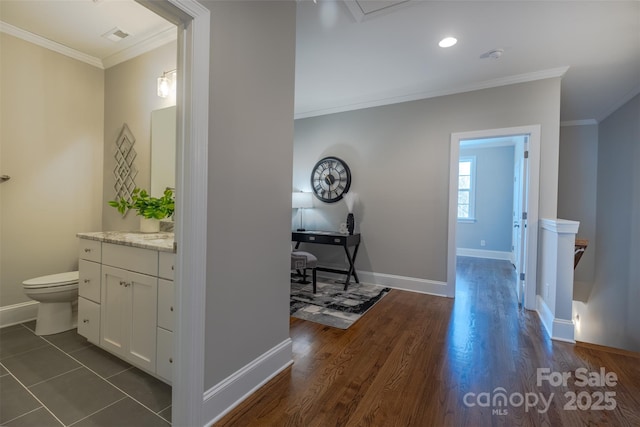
[23,271,79,289]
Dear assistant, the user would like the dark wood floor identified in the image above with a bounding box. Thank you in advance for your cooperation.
[216,257,640,426]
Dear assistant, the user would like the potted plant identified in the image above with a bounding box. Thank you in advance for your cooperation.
[109,188,174,232]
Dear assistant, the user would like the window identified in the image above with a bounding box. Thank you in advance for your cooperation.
[458,156,476,221]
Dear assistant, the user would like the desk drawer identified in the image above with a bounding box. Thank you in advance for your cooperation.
[294,233,345,245]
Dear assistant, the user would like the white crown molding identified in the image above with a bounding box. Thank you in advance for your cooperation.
[102,26,177,69]
[294,66,570,119]
[560,119,598,127]
[0,20,177,70]
[0,21,104,69]
[597,84,640,122]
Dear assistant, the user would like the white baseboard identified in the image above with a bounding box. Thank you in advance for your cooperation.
[317,268,449,297]
[0,301,38,328]
[357,271,449,297]
[457,248,512,261]
[536,295,575,343]
[202,338,293,426]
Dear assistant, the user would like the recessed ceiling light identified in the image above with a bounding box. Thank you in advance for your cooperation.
[438,37,458,48]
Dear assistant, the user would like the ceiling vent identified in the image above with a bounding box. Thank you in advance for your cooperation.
[101,27,130,42]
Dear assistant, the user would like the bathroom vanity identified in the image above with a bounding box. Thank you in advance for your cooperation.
[76,231,175,384]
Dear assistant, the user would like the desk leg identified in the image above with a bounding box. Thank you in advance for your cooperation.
[343,243,360,291]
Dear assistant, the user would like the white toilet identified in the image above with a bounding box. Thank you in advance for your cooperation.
[23,271,79,336]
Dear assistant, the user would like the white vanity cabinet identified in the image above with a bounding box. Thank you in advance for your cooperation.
[77,240,101,343]
[77,235,175,384]
[156,252,175,383]
[101,265,158,373]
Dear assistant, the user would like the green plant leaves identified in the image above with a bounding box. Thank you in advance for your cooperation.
[108,188,175,219]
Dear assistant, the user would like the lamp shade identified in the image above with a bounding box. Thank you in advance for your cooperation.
[292,192,313,209]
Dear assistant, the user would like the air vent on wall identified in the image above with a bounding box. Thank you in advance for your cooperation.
[101,27,130,42]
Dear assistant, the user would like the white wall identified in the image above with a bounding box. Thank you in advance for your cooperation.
[0,33,104,308]
[102,41,177,231]
[294,78,561,284]
[573,94,640,351]
[558,124,598,300]
[203,0,296,390]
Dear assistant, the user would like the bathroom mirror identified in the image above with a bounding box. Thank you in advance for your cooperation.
[151,106,177,197]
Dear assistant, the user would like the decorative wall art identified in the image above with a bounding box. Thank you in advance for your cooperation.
[113,124,138,216]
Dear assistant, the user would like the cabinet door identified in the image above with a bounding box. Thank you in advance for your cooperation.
[78,297,100,344]
[157,279,174,332]
[156,327,173,384]
[101,266,128,358]
[79,259,101,303]
[127,271,158,372]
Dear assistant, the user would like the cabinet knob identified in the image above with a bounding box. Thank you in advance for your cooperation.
[84,248,91,253]
[169,358,173,363]
[83,319,89,323]
[84,279,90,283]
[171,265,174,271]
[119,281,126,286]
[170,306,174,312]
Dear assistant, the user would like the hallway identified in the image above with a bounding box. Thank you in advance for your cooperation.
[217,257,640,426]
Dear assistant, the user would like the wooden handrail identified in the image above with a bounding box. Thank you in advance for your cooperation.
[575,238,588,269]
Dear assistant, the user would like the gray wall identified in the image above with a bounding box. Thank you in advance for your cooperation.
[294,78,561,283]
[0,33,104,307]
[203,1,296,389]
[457,145,514,252]
[558,124,598,298]
[574,94,640,351]
[102,41,177,231]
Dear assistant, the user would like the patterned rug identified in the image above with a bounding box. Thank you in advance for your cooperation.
[290,278,391,329]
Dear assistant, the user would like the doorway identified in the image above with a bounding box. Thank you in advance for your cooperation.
[454,135,527,306]
[447,125,540,310]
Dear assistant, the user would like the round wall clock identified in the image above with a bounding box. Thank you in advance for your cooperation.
[310,156,352,203]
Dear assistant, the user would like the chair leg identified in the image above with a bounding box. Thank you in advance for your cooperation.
[312,268,317,294]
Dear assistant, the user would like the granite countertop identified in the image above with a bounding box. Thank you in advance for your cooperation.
[77,231,176,253]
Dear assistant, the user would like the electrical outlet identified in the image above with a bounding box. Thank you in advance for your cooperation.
[480,240,486,247]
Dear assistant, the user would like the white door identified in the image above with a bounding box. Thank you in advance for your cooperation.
[513,137,529,307]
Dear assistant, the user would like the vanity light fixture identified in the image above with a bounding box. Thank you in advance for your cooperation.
[438,36,458,48]
[157,69,177,98]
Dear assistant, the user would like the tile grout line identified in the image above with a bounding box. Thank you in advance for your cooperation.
[45,341,171,425]
[66,396,128,427]
[27,366,84,389]
[6,324,171,425]
[3,368,65,426]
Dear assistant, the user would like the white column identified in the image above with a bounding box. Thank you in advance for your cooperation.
[537,218,580,342]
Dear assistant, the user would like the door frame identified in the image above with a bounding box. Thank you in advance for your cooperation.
[447,125,540,310]
[136,1,210,426]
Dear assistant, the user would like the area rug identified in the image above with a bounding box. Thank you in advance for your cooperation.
[290,278,391,329]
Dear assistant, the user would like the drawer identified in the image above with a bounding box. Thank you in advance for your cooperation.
[102,243,158,276]
[78,239,101,262]
[156,327,173,384]
[79,260,101,303]
[157,279,174,331]
[159,252,175,280]
[78,297,100,344]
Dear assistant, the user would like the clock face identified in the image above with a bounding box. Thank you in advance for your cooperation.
[311,156,351,203]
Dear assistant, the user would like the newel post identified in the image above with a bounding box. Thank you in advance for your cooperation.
[537,218,580,342]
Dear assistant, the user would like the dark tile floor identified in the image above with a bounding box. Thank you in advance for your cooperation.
[0,322,171,426]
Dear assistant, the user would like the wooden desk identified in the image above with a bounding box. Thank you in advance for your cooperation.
[292,231,361,290]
